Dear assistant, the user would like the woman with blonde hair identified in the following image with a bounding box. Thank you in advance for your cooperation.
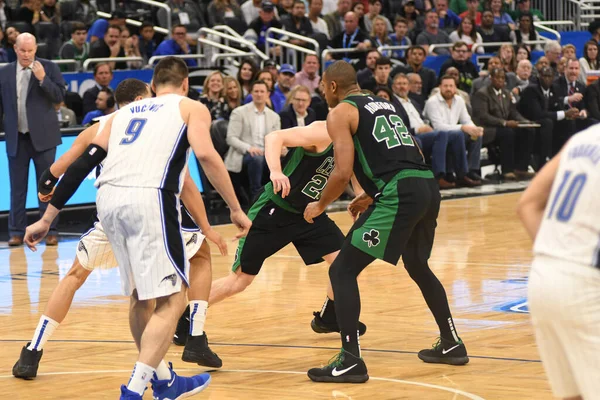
[499,44,517,73]
[221,76,242,120]
[370,15,392,55]
[200,71,228,120]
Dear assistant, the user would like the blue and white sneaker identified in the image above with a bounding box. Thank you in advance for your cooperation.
[119,385,143,399]
[151,363,211,400]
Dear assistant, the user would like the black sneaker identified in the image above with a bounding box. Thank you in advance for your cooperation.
[173,307,190,346]
[182,333,223,368]
[311,312,367,336]
[308,349,369,383]
[13,343,43,380]
[418,337,469,365]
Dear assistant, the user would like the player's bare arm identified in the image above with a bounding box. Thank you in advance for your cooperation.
[265,121,331,198]
[304,104,357,223]
[182,99,251,238]
[517,148,564,241]
[348,174,372,220]
[38,124,100,202]
[24,116,115,250]
[180,169,228,256]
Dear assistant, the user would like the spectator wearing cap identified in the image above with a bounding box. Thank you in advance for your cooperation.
[153,24,198,67]
[510,0,544,22]
[158,0,206,34]
[262,60,279,80]
[244,1,284,55]
[89,24,127,70]
[271,63,296,112]
[295,54,320,94]
[242,0,280,25]
[87,10,127,44]
[458,0,481,26]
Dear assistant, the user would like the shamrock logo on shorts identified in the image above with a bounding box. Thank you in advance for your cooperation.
[362,229,380,248]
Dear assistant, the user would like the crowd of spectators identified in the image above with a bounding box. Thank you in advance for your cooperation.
[2,0,600,209]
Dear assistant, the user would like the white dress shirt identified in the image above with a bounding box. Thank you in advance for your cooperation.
[397,95,426,131]
[295,110,307,127]
[423,93,474,132]
[253,105,267,149]
[542,87,565,121]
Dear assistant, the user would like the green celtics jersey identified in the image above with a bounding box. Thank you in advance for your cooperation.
[342,94,429,198]
[266,144,334,212]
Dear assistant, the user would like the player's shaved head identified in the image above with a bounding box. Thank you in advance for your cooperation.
[322,60,359,107]
[115,78,151,106]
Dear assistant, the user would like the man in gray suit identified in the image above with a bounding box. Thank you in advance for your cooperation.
[225,79,281,200]
[0,33,66,246]
[470,56,518,95]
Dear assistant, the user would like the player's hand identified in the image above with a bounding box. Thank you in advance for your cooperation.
[38,187,55,202]
[270,171,291,198]
[230,209,252,239]
[24,220,51,251]
[204,227,228,256]
[347,192,373,221]
[304,201,324,224]
[32,61,46,82]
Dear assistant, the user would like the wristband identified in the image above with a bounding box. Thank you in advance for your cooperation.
[39,168,59,195]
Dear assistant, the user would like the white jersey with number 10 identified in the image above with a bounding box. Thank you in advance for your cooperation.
[533,126,600,268]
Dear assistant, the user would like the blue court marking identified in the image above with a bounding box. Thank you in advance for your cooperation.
[495,298,529,314]
[0,339,542,363]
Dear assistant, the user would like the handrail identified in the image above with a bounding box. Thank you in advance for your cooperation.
[265,27,319,67]
[533,22,562,42]
[471,40,548,53]
[199,27,269,61]
[428,43,454,54]
[83,57,145,70]
[96,11,169,35]
[52,59,80,65]
[212,52,257,64]
[132,0,172,37]
[198,37,255,56]
[321,47,370,73]
[148,54,205,66]
[210,25,245,39]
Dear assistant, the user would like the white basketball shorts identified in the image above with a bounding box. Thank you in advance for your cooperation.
[528,254,600,399]
[96,184,197,300]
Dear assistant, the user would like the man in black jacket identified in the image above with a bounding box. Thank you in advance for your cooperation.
[518,66,579,170]
[439,41,479,93]
[82,62,113,116]
[391,45,437,97]
[280,85,317,128]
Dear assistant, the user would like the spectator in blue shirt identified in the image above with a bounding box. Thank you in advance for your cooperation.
[153,24,197,67]
[138,21,157,63]
[434,0,462,33]
[389,16,412,60]
[271,63,296,112]
[82,88,116,125]
[87,10,126,44]
[490,0,515,30]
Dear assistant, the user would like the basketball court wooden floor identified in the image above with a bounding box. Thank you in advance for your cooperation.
[0,192,552,399]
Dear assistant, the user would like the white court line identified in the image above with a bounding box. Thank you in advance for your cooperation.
[0,368,485,399]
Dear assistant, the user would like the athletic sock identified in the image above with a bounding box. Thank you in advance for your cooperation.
[28,315,59,351]
[127,362,154,395]
[318,297,337,322]
[441,316,461,343]
[154,360,171,381]
[189,300,208,337]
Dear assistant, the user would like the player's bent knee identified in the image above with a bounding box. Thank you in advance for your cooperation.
[67,259,92,289]
[231,271,255,294]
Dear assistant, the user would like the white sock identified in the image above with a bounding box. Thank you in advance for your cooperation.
[154,360,171,381]
[127,362,155,395]
[189,300,208,337]
[28,315,59,351]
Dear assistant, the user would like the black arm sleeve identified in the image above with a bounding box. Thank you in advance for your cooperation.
[49,145,107,210]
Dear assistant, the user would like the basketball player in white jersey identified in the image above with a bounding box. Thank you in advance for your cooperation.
[13,79,226,383]
[517,126,600,400]
[23,57,251,400]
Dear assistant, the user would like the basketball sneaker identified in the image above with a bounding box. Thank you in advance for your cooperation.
[308,349,369,383]
[182,332,222,368]
[311,312,367,336]
[418,337,469,365]
[119,385,143,400]
[173,306,190,346]
[151,363,211,400]
[12,343,43,380]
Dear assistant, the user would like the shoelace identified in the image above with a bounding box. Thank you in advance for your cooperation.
[430,337,442,350]
[325,349,345,368]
